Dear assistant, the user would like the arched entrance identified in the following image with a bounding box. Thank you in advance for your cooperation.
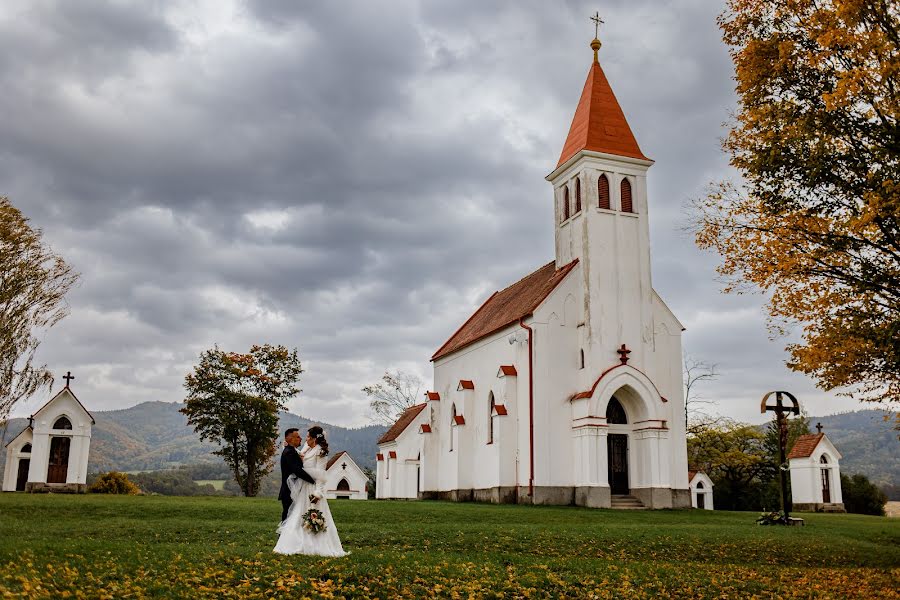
[696,481,706,509]
[16,459,30,491]
[606,397,629,494]
[47,437,70,484]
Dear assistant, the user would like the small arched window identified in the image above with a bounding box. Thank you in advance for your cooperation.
[337,478,350,491]
[53,417,72,430]
[820,455,829,464]
[696,481,705,489]
[21,443,32,453]
[575,178,582,213]
[606,397,627,424]
[620,179,633,213]
[450,404,457,451]
[488,392,495,444]
[563,187,571,221]
[598,174,610,210]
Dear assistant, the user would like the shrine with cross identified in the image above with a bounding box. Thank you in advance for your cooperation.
[376,16,690,509]
[323,451,369,500]
[3,372,95,493]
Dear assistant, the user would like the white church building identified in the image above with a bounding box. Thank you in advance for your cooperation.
[3,376,94,493]
[377,34,690,509]
[324,451,368,500]
[788,428,845,512]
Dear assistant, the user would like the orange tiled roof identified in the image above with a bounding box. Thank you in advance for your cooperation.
[377,403,427,445]
[325,450,347,471]
[557,60,649,167]
[787,433,824,459]
[432,260,578,361]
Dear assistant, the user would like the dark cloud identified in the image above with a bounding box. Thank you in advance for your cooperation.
[2,0,860,425]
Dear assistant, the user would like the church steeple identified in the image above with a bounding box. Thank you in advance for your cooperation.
[556,33,649,167]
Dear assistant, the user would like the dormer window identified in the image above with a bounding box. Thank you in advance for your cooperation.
[621,179,633,213]
[598,174,610,209]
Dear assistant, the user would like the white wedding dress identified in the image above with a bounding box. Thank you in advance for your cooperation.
[273,444,347,557]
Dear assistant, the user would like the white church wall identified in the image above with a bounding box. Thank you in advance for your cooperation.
[430,324,525,498]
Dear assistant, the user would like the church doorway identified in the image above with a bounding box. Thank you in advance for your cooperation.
[820,456,831,503]
[47,437,70,484]
[608,434,629,494]
[605,397,630,494]
[16,459,30,491]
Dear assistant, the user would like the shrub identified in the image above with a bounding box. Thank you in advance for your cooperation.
[841,473,887,516]
[89,471,141,495]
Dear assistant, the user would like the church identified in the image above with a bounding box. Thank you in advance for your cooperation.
[376,31,690,509]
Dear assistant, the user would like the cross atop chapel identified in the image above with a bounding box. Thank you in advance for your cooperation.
[63,371,75,387]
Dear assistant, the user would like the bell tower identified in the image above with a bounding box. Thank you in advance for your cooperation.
[546,21,656,371]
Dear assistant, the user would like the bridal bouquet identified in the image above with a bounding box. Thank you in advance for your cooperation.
[302,507,327,534]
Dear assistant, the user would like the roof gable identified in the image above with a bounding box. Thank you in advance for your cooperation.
[557,60,649,167]
[32,387,95,424]
[377,403,427,445]
[4,426,33,448]
[326,450,365,475]
[432,260,578,361]
[787,433,824,459]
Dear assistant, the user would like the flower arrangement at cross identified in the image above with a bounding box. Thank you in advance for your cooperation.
[302,507,327,534]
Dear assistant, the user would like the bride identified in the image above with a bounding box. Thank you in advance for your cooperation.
[274,426,347,556]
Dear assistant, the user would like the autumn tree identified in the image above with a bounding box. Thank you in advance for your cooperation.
[0,197,79,421]
[182,344,303,497]
[362,370,423,426]
[693,1,900,409]
[687,420,772,510]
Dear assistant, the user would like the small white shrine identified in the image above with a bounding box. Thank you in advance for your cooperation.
[2,374,94,493]
[688,471,714,510]
[375,403,428,500]
[324,451,368,500]
[788,425,844,512]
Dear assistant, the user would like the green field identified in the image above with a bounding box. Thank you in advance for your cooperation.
[194,480,227,491]
[0,495,897,599]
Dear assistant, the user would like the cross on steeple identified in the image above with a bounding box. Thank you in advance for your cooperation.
[591,11,604,39]
[617,344,631,365]
[816,422,823,434]
[63,371,75,387]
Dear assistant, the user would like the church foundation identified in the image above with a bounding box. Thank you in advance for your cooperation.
[574,485,611,508]
[25,482,86,494]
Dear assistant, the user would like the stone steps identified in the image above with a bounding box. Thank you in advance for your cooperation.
[610,494,645,510]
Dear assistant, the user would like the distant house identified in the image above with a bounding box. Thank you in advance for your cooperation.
[324,451,367,500]
[3,380,94,493]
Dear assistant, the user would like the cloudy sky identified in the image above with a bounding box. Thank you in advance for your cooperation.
[2,0,867,427]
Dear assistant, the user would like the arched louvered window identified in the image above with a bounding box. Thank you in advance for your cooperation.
[53,416,72,430]
[620,178,633,213]
[598,174,610,209]
[563,187,571,221]
[575,178,582,213]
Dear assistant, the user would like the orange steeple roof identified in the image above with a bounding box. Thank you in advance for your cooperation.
[557,42,649,167]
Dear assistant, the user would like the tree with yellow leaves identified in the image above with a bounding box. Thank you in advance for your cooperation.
[0,197,79,421]
[694,0,900,411]
[182,344,303,496]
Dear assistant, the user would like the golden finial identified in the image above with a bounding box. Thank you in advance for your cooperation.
[590,11,604,63]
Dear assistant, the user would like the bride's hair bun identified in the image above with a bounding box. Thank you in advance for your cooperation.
[307,425,329,456]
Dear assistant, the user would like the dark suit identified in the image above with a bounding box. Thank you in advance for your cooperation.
[279,446,315,521]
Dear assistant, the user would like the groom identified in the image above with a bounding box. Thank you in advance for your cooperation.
[279,428,316,522]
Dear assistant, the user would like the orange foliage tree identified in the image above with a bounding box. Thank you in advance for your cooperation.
[694,0,900,411]
[182,344,303,496]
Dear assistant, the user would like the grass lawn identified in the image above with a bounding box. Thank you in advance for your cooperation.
[0,495,897,599]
